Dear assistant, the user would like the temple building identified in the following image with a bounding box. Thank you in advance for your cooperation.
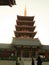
[0,6,49,61]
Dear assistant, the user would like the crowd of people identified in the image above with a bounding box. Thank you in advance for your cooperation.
[16,55,42,65]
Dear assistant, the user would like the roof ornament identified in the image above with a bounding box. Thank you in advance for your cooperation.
[24,5,27,16]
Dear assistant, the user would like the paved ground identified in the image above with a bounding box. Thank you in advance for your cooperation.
[0,58,49,65]
[42,62,49,65]
[24,60,49,65]
[23,58,49,65]
[0,60,16,65]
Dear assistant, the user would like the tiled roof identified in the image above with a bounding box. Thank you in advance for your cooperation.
[0,43,11,49]
[12,38,41,46]
[41,45,49,50]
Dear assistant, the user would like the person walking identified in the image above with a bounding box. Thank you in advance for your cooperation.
[37,56,42,65]
[18,57,24,65]
[16,57,19,65]
[32,57,35,65]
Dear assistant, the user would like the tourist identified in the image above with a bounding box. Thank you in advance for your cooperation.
[16,57,19,65]
[18,57,24,65]
[32,57,35,65]
[36,55,42,65]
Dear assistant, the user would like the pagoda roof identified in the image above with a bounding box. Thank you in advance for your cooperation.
[14,31,37,38]
[17,15,34,21]
[12,38,41,46]
[41,45,49,50]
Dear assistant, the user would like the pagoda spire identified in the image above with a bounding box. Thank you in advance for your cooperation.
[24,5,27,16]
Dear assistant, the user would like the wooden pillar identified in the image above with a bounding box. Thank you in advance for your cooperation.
[15,50,17,57]
[29,47,32,57]
[21,46,23,57]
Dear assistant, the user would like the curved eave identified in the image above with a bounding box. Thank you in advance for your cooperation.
[14,31,37,38]
[32,32,37,38]
[15,26,36,32]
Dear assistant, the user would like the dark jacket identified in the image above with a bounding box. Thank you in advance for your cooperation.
[37,56,42,65]
[32,58,34,65]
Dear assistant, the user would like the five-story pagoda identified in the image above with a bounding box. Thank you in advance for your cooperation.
[12,7,41,57]
[14,15,36,38]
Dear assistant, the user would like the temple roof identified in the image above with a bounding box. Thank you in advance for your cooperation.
[12,38,41,46]
[0,44,11,49]
[41,45,49,50]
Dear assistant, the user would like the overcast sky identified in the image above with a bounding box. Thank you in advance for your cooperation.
[0,0,49,45]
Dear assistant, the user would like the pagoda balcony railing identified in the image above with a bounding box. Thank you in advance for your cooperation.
[17,23,34,26]
[14,31,37,34]
[16,25,36,28]
[16,20,35,22]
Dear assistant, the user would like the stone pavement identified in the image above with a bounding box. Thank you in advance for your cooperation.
[0,58,49,65]
[24,60,49,65]
[23,58,49,65]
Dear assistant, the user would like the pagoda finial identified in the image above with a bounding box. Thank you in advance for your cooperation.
[24,5,27,16]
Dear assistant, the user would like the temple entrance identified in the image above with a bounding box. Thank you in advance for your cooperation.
[16,47,37,58]
[17,48,21,57]
[23,48,29,57]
